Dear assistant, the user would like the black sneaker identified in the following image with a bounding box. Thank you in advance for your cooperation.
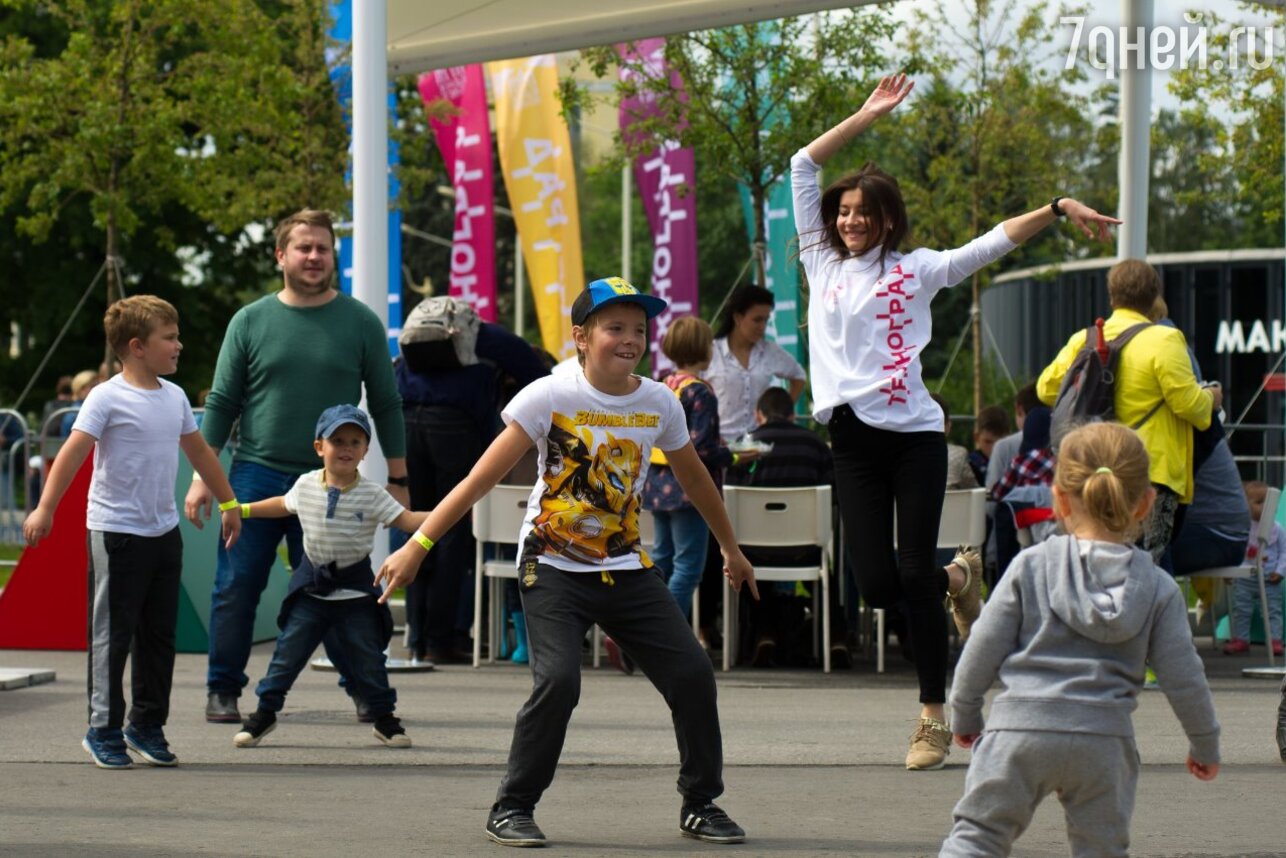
[372,713,412,748]
[232,708,277,748]
[680,802,745,844]
[206,691,241,723]
[485,805,546,847]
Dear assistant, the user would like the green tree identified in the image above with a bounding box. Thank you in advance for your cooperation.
[0,0,347,396]
[560,11,895,290]
[1169,8,1285,249]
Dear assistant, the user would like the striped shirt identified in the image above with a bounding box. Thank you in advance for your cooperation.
[284,469,405,568]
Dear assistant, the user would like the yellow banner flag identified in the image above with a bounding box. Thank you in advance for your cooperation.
[489,55,585,359]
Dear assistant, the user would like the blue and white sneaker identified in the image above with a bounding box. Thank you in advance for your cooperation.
[123,723,178,766]
[83,727,133,770]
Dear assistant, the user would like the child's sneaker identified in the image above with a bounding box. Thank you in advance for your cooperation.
[947,547,983,640]
[1273,639,1284,657]
[233,708,277,747]
[679,802,745,843]
[123,723,177,766]
[373,713,412,748]
[1223,638,1250,655]
[485,804,546,846]
[906,717,951,771]
[82,727,132,770]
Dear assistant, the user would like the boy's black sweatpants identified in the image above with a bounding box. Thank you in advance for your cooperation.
[496,563,723,810]
[86,528,183,730]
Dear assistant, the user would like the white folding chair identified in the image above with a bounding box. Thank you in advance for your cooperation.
[869,488,988,674]
[1180,486,1281,671]
[722,485,833,672]
[471,485,531,667]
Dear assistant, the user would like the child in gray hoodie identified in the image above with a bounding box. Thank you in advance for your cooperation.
[940,422,1220,858]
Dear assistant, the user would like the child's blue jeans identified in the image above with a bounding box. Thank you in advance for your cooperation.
[254,595,396,716]
[649,506,710,619]
[1232,575,1284,642]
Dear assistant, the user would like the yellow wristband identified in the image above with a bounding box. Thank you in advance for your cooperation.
[240,503,252,519]
[412,532,435,553]
[731,452,741,467]
[217,498,239,512]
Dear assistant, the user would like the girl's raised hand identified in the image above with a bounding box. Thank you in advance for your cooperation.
[860,73,915,118]
[1061,199,1123,242]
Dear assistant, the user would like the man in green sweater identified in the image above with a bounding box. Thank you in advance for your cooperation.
[185,209,409,723]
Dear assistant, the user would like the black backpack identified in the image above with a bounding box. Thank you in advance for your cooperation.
[1049,319,1162,451]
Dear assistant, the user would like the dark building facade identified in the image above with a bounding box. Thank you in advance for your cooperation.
[982,250,1286,484]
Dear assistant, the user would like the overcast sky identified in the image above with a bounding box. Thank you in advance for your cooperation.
[890,0,1282,114]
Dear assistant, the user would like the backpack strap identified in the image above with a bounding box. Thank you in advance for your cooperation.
[1108,322,1162,430]
[649,373,707,466]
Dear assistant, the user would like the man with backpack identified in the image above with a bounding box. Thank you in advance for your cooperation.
[1036,259,1220,561]
[396,295,548,664]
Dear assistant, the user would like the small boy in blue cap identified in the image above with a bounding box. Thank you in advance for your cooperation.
[377,277,759,848]
[231,404,429,749]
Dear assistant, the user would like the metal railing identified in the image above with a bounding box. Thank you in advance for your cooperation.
[0,409,31,545]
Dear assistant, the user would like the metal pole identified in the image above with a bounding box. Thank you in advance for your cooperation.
[515,238,525,339]
[352,0,389,568]
[1117,0,1154,259]
[622,163,632,282]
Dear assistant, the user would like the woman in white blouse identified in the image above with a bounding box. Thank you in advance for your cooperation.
[792,74,1119,771]
[705,284,807,442]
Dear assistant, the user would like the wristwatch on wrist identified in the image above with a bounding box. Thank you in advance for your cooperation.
[1050,196,1066,218]
[387,475,409,487]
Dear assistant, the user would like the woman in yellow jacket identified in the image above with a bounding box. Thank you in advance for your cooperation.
[1037,259,1220,560]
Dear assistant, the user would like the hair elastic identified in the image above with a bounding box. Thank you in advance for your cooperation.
[1095,466,1113,475]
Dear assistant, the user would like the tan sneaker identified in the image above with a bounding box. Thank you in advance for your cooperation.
[906,717,951,770]
[947,546,983,640]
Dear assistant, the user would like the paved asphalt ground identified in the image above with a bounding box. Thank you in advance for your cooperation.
[2,639,1284,857]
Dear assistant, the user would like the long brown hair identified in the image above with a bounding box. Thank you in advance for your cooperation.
[807,163,908,272]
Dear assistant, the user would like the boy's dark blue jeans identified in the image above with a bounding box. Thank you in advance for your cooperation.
[254,595,396,715]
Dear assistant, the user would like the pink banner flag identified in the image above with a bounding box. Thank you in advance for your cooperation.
[418,65,497,321]
[618,39,698,377]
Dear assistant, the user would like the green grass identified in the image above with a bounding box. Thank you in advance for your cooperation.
[0,542,22,588]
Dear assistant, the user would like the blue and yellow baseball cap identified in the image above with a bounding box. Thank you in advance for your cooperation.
[571,277,667,326]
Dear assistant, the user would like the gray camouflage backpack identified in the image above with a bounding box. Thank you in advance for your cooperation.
[399,295,481,372]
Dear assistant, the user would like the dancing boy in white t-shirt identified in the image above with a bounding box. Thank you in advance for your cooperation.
[376,278,759,848]
[25,295,241,770]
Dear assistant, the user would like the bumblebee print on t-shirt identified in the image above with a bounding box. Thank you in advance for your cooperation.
[522,411,650,566]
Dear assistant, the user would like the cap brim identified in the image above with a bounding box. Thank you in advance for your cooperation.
[578,293,667,324]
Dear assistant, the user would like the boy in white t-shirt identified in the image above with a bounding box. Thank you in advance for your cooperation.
[376,277,759,848]
[230,405,429,750]
[24,295,242,770]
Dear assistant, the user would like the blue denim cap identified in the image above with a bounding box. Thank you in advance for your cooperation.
[571,277,667,326]
[315,404,371,440]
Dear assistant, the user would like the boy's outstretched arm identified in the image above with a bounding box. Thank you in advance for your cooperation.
[665,443,759,600]
[240,497,291,518]
[376,422,533,602]
[180,431,241,549]
[22,429,96,546]
[392,510,430,533]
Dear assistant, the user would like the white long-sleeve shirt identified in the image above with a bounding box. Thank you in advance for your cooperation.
[791,149,1018,432]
